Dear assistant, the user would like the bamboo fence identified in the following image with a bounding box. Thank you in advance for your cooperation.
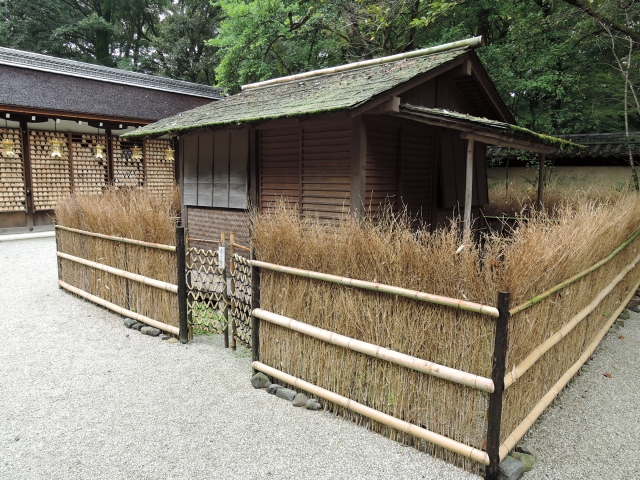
[249,220,640,477]
[56,224,180,334]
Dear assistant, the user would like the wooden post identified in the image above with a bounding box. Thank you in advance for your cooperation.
[464,137,475,237]
[55,223,62,286]
[537,153,546,210]
[20,122,34,227]
[250,242,261,372]
[230,232,237,350]
[176,223,189,343]
[221,231,229,348]
[485,291,510,480]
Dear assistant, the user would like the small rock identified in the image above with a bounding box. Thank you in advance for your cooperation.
[630,305,640,313]
[305,399,322,410]
[131,322,144,331]
[141,326,161,337]
[608,327,619,334]
[615,319,625,327]
[14,436,19,442]
[515,445,538,458]
[167,337,179,344]
[275,387,297,401]
[250,372,272,389]
[266,384,282,395]
[292,393,308,407]
[123,318,137,328]
[619,309,630,320]
[161,336,170,341]
[498,456,524,480]
[510,452,536,472]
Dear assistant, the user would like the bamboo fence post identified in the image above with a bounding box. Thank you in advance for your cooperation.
[176,223,188,343]
[250,242,261,373]
[485,291,510,480]
[221,231,229,348]
[55,220,63,286]
[230,232,237,351]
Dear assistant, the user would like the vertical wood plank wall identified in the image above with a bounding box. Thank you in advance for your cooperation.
[259,126,301,211]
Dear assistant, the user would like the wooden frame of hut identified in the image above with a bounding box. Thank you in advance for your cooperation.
[0,46,221,233]
[125,37,576,244]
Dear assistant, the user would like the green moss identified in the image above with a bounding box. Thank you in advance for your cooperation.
[507,124,582,150]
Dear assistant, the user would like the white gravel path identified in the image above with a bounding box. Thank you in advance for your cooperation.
[0,237,478,480]
[2,237,638,480]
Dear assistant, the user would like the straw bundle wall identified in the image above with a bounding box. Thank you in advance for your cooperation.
[55,187,180,329]
[253,195,640,472]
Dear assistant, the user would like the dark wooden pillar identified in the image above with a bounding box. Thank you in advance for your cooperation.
[20,121,34,227]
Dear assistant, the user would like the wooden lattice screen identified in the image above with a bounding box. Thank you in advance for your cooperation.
[30,130,71,211]
[113,136,144,188]
[146,139,174,193]
[0,127,26,212]
[71,133,108,194]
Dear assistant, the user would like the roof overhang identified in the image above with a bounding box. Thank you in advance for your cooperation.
[391,105,580,154]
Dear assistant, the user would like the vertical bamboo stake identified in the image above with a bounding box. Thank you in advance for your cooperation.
[221,231,229,348]
[464,137,475,238]
[537,153,546,210]
[176,223,188,343]
[250,241,261,373]
[485,291,510,480]
[230,232,237,351]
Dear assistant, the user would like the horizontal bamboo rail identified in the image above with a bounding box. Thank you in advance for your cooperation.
[253,361,490,466]
[510,225,640,315]
[499,276,640,461]
[57,251,178,293]
[505,250,640,388]
[253,308,494,392]
[232,242,250,252]
[249,259,499,317]
[187,237,218,245]
[56,225,176,252]
[58,280,180,335]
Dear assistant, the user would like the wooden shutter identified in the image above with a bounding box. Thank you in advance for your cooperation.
[259,126,300,211]
[229,129,249,209]
[212,131,229,207]
[182,135,198,206]
[197,132,214,206]
[301,120,351,220]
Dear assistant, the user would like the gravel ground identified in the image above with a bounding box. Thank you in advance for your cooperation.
[2,237,638,480]
[0,237,478,480]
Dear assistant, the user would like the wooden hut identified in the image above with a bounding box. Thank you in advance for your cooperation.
[0,46,221,233]
[125,36,575,244]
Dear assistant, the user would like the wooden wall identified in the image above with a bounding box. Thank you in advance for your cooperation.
[258,118,352,220]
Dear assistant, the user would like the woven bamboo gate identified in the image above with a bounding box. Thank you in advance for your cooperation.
[55,224,189,340]
[239,226,640,478]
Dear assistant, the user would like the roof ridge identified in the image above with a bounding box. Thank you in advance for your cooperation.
[0,46,222,99]
[241,36,484,91]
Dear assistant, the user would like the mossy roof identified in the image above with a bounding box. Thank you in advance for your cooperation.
[399,105,582,150]
[123,48,468,138]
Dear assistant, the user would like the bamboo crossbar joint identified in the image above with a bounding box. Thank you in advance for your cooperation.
[252,308,494,392]
[504,250,640,389]
[248,259,499,318]
[499,276,640,461]
[252,361,490,466]
[57,251,178,293]
[58,280,180,336]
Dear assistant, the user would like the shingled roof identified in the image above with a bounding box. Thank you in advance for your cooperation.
[0,47,221,99]
[397,105,580,151]
[124,47,468,138]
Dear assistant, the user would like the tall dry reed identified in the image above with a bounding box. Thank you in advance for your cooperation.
[252,193,640,472]
[55,187,181,328]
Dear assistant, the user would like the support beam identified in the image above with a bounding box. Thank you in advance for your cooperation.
[464,136,474,237]
[537,153,546,210]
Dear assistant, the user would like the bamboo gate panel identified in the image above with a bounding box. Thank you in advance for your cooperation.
[56,225,180,335]
[0,127,26,212]
[244,226,640,477]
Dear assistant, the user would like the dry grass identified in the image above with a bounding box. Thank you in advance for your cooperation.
[252,193,640,472]
[54,187,181,329]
